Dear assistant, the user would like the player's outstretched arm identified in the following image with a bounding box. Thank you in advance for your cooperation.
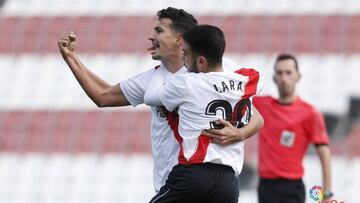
[58,31,130,107]
[202,107,264,145]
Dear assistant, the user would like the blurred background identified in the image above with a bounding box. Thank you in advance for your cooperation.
[0,0,359,202]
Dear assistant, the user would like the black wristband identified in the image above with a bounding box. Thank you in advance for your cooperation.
[323,191,334,199]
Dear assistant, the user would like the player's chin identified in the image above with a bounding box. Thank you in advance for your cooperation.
[151,54,161,60]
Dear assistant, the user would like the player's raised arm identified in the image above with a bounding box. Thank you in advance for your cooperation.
[58,31,130,107]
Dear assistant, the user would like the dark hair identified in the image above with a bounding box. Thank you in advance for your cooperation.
[275,53,299,71]
[183,25,225,68]
[157,7,198,34]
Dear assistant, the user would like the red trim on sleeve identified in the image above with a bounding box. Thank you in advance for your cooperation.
[235,68,260,99]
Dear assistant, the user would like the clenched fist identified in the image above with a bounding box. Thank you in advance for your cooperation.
[58,31,78,57]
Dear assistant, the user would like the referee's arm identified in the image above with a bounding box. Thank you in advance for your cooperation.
[315,144,332,200]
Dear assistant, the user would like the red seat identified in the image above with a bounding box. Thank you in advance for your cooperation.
[0,111,25,151]
[47,111,77,153]
[0,17,21,53]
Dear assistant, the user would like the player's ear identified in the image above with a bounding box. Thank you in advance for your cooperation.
[197,56,207,66]
[272,75,277,84]
[176,33,183,47]
[195,56,201,67]
[196,56,208,72]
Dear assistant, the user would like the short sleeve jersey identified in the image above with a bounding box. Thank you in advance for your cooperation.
[253,96,330,179]
[120,64,187,192]
[157,68,264,175]
[119,58,247,192]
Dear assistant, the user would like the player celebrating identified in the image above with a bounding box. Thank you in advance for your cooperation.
[58,7,264,193]
[205,54,333,202]
[145,25,264,203]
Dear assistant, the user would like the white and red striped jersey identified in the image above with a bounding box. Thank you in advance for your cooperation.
[120,63,185,192]
[119,58,244,192]
[145,68,264,176]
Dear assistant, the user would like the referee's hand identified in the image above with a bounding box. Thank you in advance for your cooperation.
[202,119,246,146]
[58,31,78,57]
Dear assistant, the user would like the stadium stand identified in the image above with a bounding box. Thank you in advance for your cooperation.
[1,15,360,54]
[0,0,359,202]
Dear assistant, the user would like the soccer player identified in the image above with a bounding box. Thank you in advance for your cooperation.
[205,54,334,202]
[58,7,263,193]
[145,25,264,203]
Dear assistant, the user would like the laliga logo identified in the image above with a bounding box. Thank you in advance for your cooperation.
[309,185,344,203]
[309,185,323,201]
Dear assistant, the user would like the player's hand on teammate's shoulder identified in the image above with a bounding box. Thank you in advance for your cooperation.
[202,119,246,146]
[58,31,78,57]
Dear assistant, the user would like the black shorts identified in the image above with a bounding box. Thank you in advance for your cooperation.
[257,178,305,203]
[149,163,239,203]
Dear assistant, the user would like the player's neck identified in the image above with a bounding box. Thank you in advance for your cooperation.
[204,64,223,73]
[162,56,184,74]
[278,93,297,104]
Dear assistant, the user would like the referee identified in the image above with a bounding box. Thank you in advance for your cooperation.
[253,54,333,203]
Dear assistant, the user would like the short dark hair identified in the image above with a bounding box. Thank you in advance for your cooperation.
[183,25,225,68]
[275,53,299,71]
[157,7,198,34]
